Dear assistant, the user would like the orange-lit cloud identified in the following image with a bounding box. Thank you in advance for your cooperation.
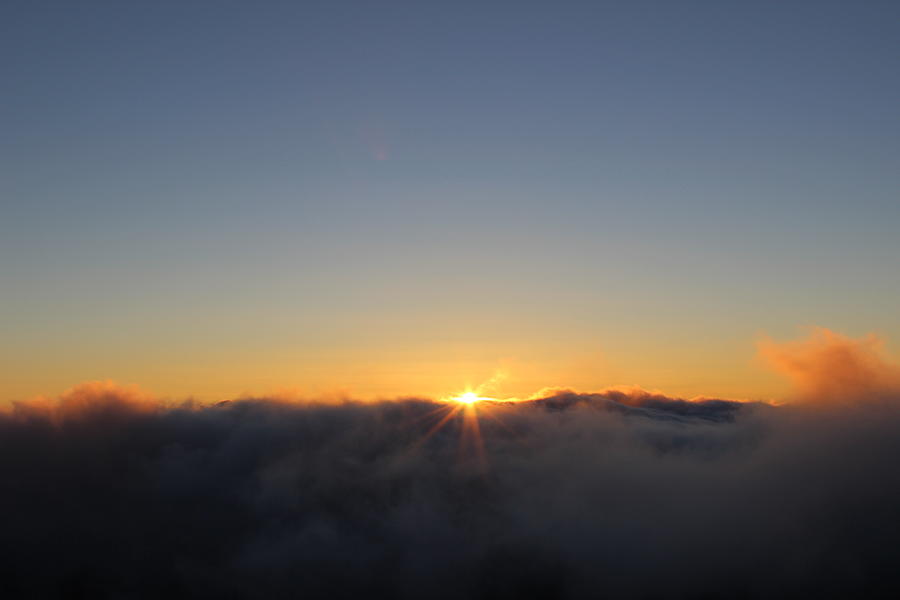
[10,380,160,425]
[758,327,900,406]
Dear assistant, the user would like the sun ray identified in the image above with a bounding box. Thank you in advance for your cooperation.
[404,401,456,427]
[410,374,516,470]
[459,403,488,473]
[412,403,463,449]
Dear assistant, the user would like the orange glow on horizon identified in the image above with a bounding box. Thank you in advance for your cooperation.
[442,370,509,406]
[450,391,487,404]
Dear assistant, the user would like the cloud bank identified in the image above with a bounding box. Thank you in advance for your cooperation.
[3,328,899,598]
[2,383,900,599]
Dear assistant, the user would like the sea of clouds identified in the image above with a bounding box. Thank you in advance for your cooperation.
[2,329,899,599]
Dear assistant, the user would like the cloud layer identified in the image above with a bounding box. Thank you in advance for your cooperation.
[2,376,900,599]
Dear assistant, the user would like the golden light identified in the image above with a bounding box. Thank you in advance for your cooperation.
[454,391,481,404]
[422,380,514,475]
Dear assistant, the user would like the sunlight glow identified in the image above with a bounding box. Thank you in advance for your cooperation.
[410,379,516,476]
[454,391,481,404]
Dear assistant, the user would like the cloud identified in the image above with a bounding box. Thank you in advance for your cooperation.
[2,375,899,598]
[758,327,900,405]
[11,380,160,425]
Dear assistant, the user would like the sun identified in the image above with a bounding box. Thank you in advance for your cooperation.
[454,391,481,404]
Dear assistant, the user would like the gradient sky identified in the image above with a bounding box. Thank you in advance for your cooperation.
[3,0,899,402]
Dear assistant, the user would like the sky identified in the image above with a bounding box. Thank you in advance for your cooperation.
[2,0,899,403]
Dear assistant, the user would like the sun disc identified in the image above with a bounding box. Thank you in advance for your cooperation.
[455,391,480,404]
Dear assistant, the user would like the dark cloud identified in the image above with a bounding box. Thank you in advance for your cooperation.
[2,383,899,599]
